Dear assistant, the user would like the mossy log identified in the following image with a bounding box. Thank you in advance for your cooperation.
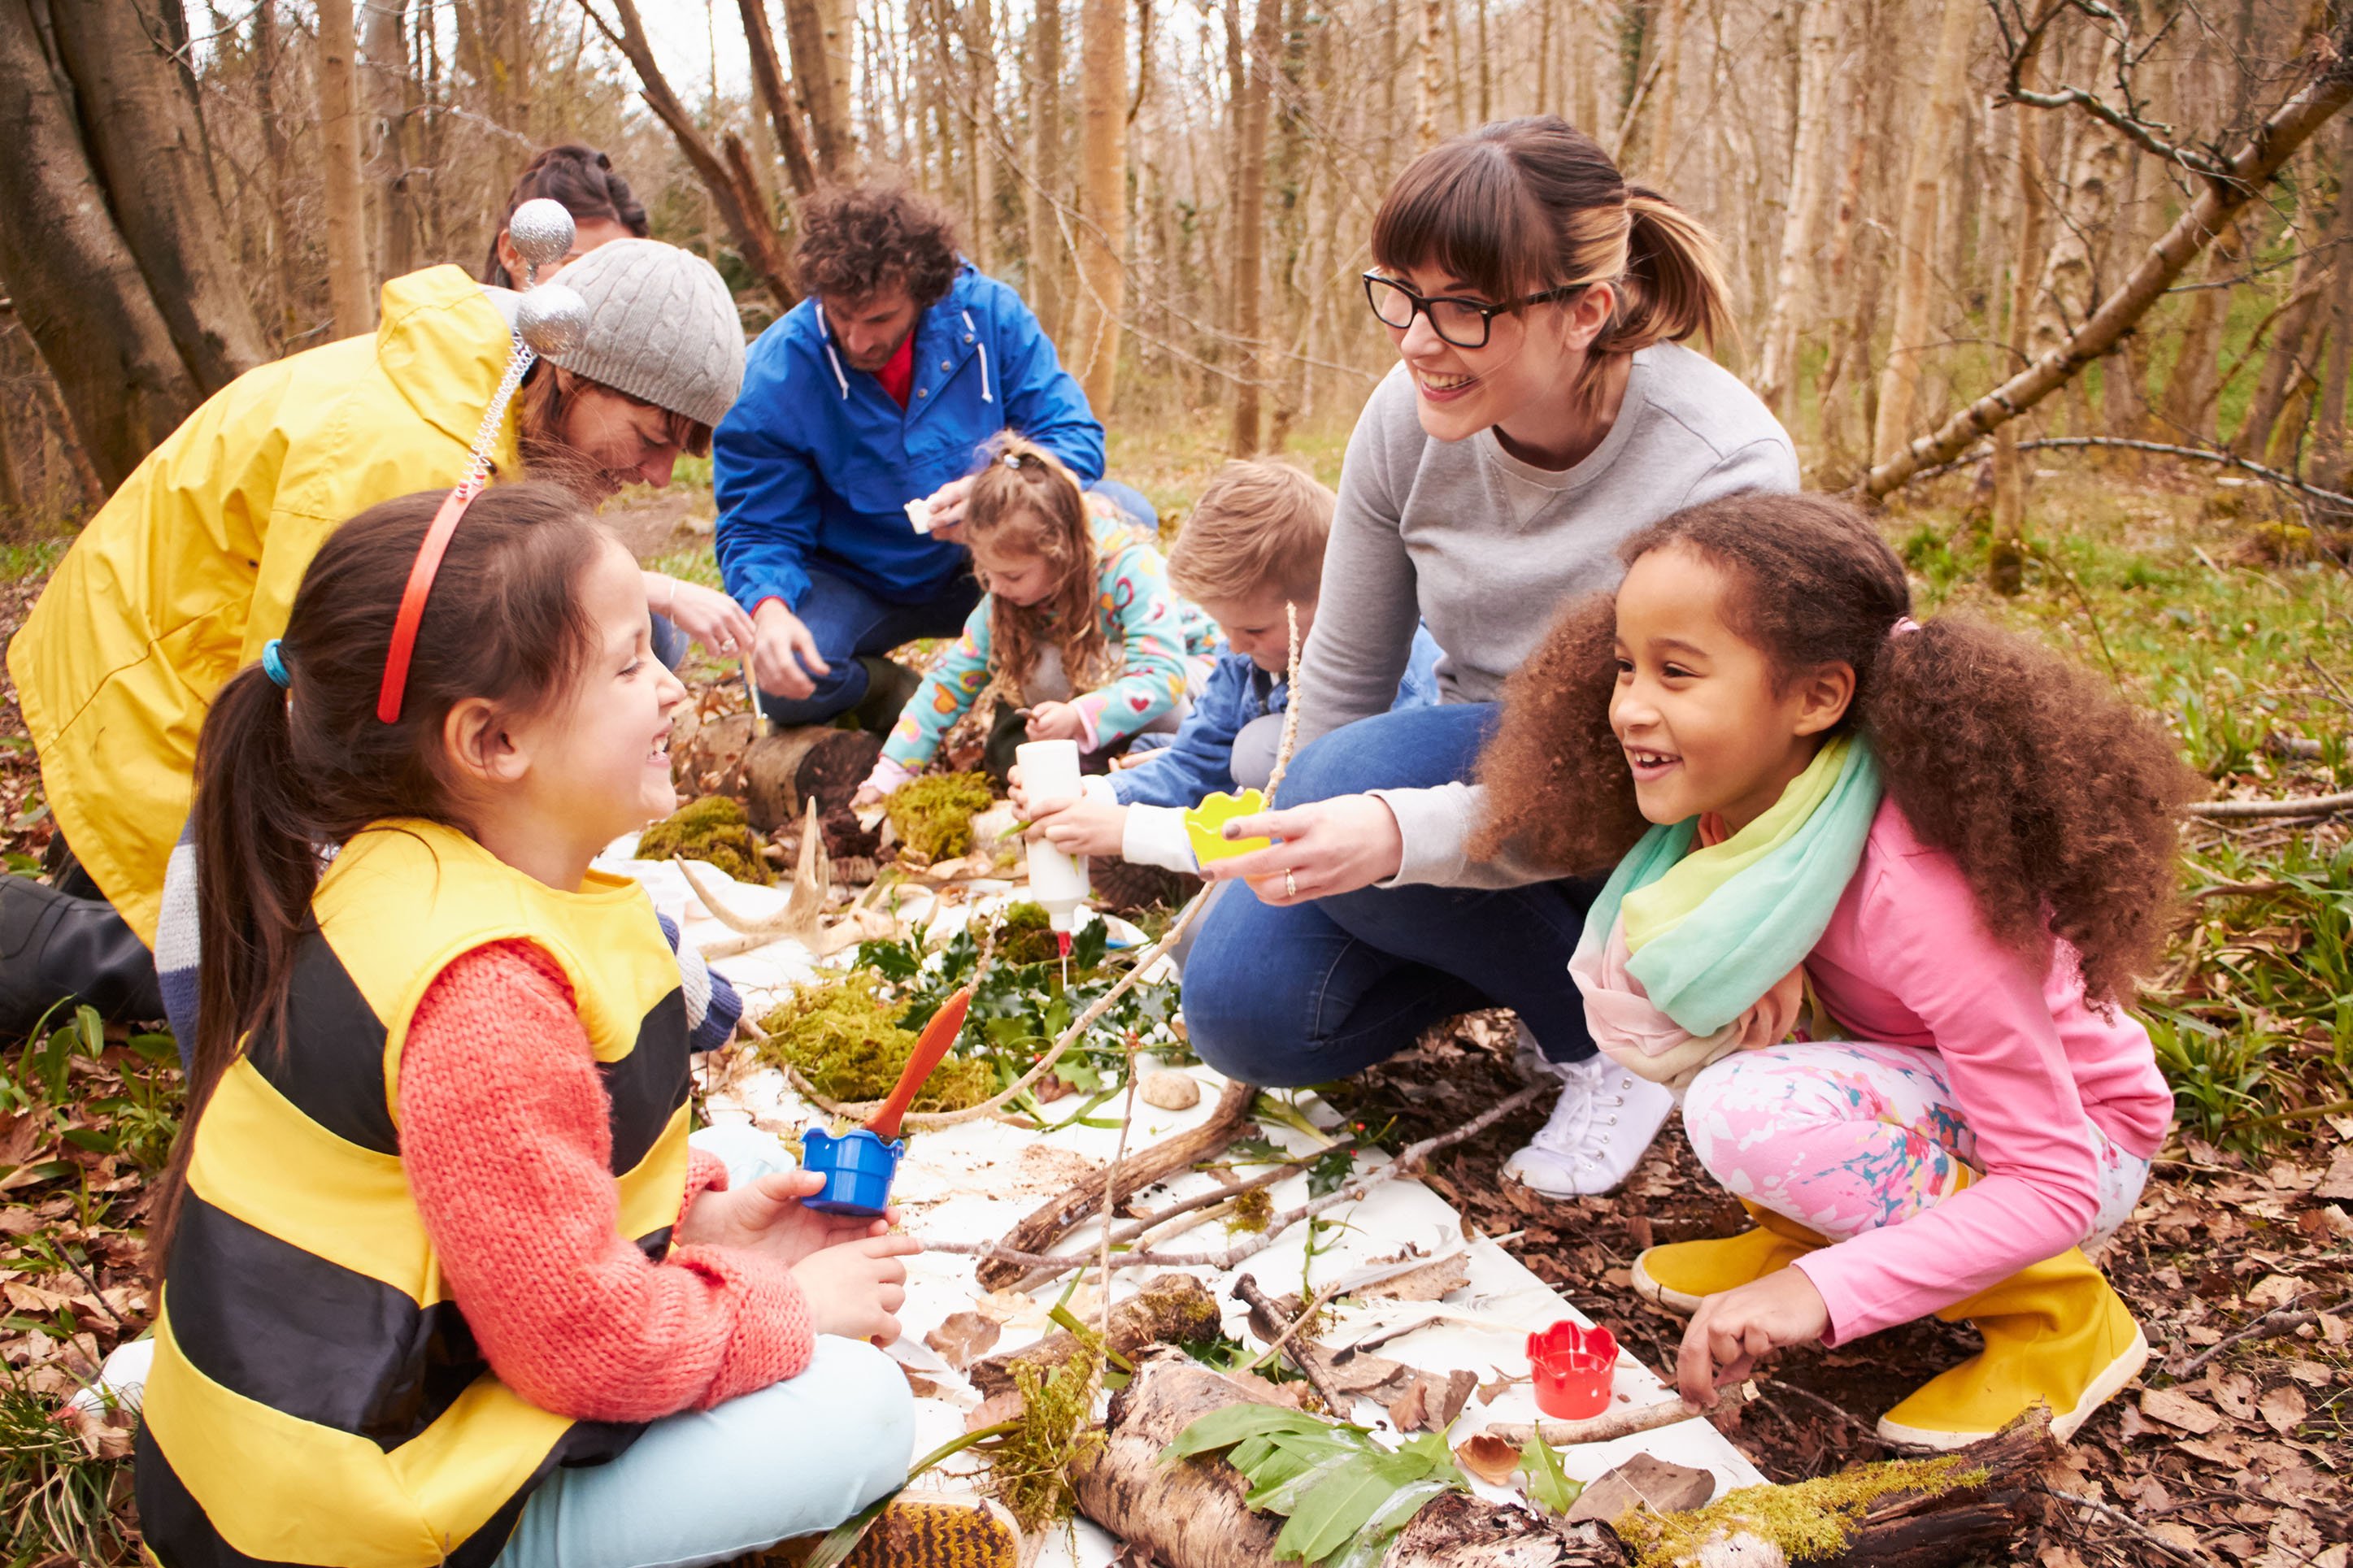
[1072,1357,2058,1568]
[672,711,880,845]
[969,1274,1221,1398]
[974,1078,1257,1292]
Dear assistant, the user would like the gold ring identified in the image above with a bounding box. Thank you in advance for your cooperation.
[1285,871,1298,899]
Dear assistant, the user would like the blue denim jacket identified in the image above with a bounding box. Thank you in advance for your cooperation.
[1111,627,1443,810]
[713,263,1105,614]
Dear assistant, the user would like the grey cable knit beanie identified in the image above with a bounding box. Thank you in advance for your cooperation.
[545,239,745,429]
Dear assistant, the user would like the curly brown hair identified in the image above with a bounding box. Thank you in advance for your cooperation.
[1473,492,2199,1009]
[966,435,1111,700]
[794,184,962,310]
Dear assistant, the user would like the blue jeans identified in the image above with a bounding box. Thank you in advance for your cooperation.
[756,479,1160,727]
[1182,703,1602,1088]
[496,1125,915,1568]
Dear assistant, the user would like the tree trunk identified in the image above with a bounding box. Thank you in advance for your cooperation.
[1026,0,1066,341]
[1868,0,1975,465]
[253,0,299,340]
[583,0,799,309]
[2157,219,2244,444]
[1862,17,2353,497]
[42,0,270,392]
[459,0,532,132]
[740,0,820,198]
[1229,0,1277,454]
[1412,0,1438,149]
[781,0,855,174]
[1067,0,1128,415]
[2100,132,2153,437]
[1638,0,1686,177]
[2318,120,2353,462]
[1990,81,2048,591]
[963,0,998,271]
[363,0,421,283]
[2235,166,2325,456]
[0,0,202,489]
[317,0,374,337]
[2029,43,2125,380]
[1753,0,1838,415]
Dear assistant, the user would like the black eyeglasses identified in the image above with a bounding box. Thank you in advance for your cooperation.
[1361,271,1588,349]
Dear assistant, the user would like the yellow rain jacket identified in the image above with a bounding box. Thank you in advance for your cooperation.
[7,267,522,946]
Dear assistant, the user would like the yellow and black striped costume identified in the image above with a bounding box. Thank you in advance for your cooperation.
[137,820,694,1568]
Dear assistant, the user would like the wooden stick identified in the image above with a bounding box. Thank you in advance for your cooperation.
[976,1077,1258,1291]
[2168,1301,2328,1378]
[1481,1382,1755,1448]
[927,1082,1547,1280]
[1233,1274,1352,1415]
[1011,1161,1303,1292]
[2184,788,2353,820]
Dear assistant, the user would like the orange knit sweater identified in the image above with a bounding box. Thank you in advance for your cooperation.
[398,940,813,1422]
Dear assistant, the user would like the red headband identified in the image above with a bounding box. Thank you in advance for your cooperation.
[376,478,486,724]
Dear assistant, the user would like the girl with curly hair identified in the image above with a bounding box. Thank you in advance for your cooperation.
[1473,491,2195,1450]
[855,437,1205,797]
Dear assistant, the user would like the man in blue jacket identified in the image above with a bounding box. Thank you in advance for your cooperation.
[715,184,1151,730]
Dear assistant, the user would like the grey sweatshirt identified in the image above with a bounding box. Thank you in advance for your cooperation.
[1297,344,1799,888]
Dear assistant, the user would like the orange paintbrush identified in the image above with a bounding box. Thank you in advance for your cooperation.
[865,985,973,1141]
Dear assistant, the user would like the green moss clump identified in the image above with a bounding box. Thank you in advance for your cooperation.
[637,794,773,885]
[755,971,995,1110]
[1226,1187,1273,1234]
[994,901,1061,966]
[886,771,995,860]
[1612,1455,1983,1568]
[985,1348,1106,1532]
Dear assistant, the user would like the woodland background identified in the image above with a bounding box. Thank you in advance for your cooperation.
[1,0,2351,1562]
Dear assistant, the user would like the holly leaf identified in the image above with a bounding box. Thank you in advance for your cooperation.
[1308,1147,1358,1197]
[1519,1433,1582,1515]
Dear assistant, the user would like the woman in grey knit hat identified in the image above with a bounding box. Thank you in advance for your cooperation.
[2,235,752,1040]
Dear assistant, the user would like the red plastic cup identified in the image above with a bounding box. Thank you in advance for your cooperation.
[1528,1320,1619,1419]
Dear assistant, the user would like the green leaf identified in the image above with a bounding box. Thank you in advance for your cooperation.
[1307,1147,1358,1197]
[60,1127,120,1154]
[128,1032,178,1066]
[1329,1478,1458,1568]
[1518,1433,1583,1515]
[802,1491,894,1568]
[1270,1453,1416,1564]
[1161,1403,1338,1463]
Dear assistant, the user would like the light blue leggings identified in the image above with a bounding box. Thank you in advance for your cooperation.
[495,1125,916,1568]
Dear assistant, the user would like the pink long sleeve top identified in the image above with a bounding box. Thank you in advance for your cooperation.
[1786,801,2173,1344]
[398,940,814,1422]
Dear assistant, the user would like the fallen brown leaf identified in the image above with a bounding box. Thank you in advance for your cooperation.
[1359,1255,1471,1303]
[967,1390,1025,1433]
[2141,1388,2225,1435]
[2257,1383,2307,1434]
[1563,1453,1715,1523]
[2206,1369,2260,1422]
[1454,1432,1520,1487]
[923,1311,1002,1371]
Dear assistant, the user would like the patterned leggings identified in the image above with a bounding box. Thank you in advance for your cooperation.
[1681,1042,2149,1248]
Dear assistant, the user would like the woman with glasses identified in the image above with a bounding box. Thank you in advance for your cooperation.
[1185,116,1798,1198]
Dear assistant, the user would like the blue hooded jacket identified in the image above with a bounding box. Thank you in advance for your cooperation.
[713,263,1105,613]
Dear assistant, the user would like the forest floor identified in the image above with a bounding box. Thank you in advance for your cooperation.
[0,444,2347,1567]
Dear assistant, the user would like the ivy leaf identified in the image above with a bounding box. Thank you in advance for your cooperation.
[1518,1433,1583,1515]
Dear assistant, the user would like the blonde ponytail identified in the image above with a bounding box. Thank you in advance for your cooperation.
[1601,189,1734,356]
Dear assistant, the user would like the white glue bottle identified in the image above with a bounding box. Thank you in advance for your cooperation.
[1016,738,1090,939]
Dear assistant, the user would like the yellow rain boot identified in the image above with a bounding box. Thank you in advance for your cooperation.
[1632,1201,1833,1315]
[1875,1248,2148,1449]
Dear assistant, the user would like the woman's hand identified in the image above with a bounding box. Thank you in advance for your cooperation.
[651,576,759,661]
[1025,701,1090,745]
[792,1233,923,1344]
[676,1169,898,1268]
[1195,794,1405,905]
[1030,793,1129,857]
[751,599,830,700]
[921,476,977,544]
[1674,1268,1831,1405]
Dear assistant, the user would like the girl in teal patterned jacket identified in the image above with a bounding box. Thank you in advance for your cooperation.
[857,437,1204,798]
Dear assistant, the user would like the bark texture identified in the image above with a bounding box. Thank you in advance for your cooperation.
[1068,0,1129,414]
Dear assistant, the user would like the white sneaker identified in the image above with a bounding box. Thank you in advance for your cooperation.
[1503,1049,1676,1197]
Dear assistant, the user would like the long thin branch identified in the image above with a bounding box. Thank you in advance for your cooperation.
[1909,436,2353,508]
[1862,20,2353,498]
[2184,788,2353,820]
[1011,1159,1309,1292]
[921,1082,1547,1278]
[1233,1273,1352,1414]
[1481,1382,1755,1447]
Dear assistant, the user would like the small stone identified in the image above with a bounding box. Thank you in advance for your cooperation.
[1137,1071,1201,1110]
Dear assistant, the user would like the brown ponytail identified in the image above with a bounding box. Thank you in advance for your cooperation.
[1371,116,1733,406]
[483,142,650,289]
[150,484,610,1273]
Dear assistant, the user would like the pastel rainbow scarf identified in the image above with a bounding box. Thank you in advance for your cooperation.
[1568,736,1883,1087]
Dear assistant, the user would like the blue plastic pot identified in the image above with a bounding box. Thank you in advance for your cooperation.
[799,1126,905,1216]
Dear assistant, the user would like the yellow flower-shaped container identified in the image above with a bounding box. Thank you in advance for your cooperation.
[1184,788,1271,863]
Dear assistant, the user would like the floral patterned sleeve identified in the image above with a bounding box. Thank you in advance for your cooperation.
[881,601,996,771]
[1068,541,1192,750]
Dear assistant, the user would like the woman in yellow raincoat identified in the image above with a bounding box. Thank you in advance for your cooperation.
[3,239,749,1032]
